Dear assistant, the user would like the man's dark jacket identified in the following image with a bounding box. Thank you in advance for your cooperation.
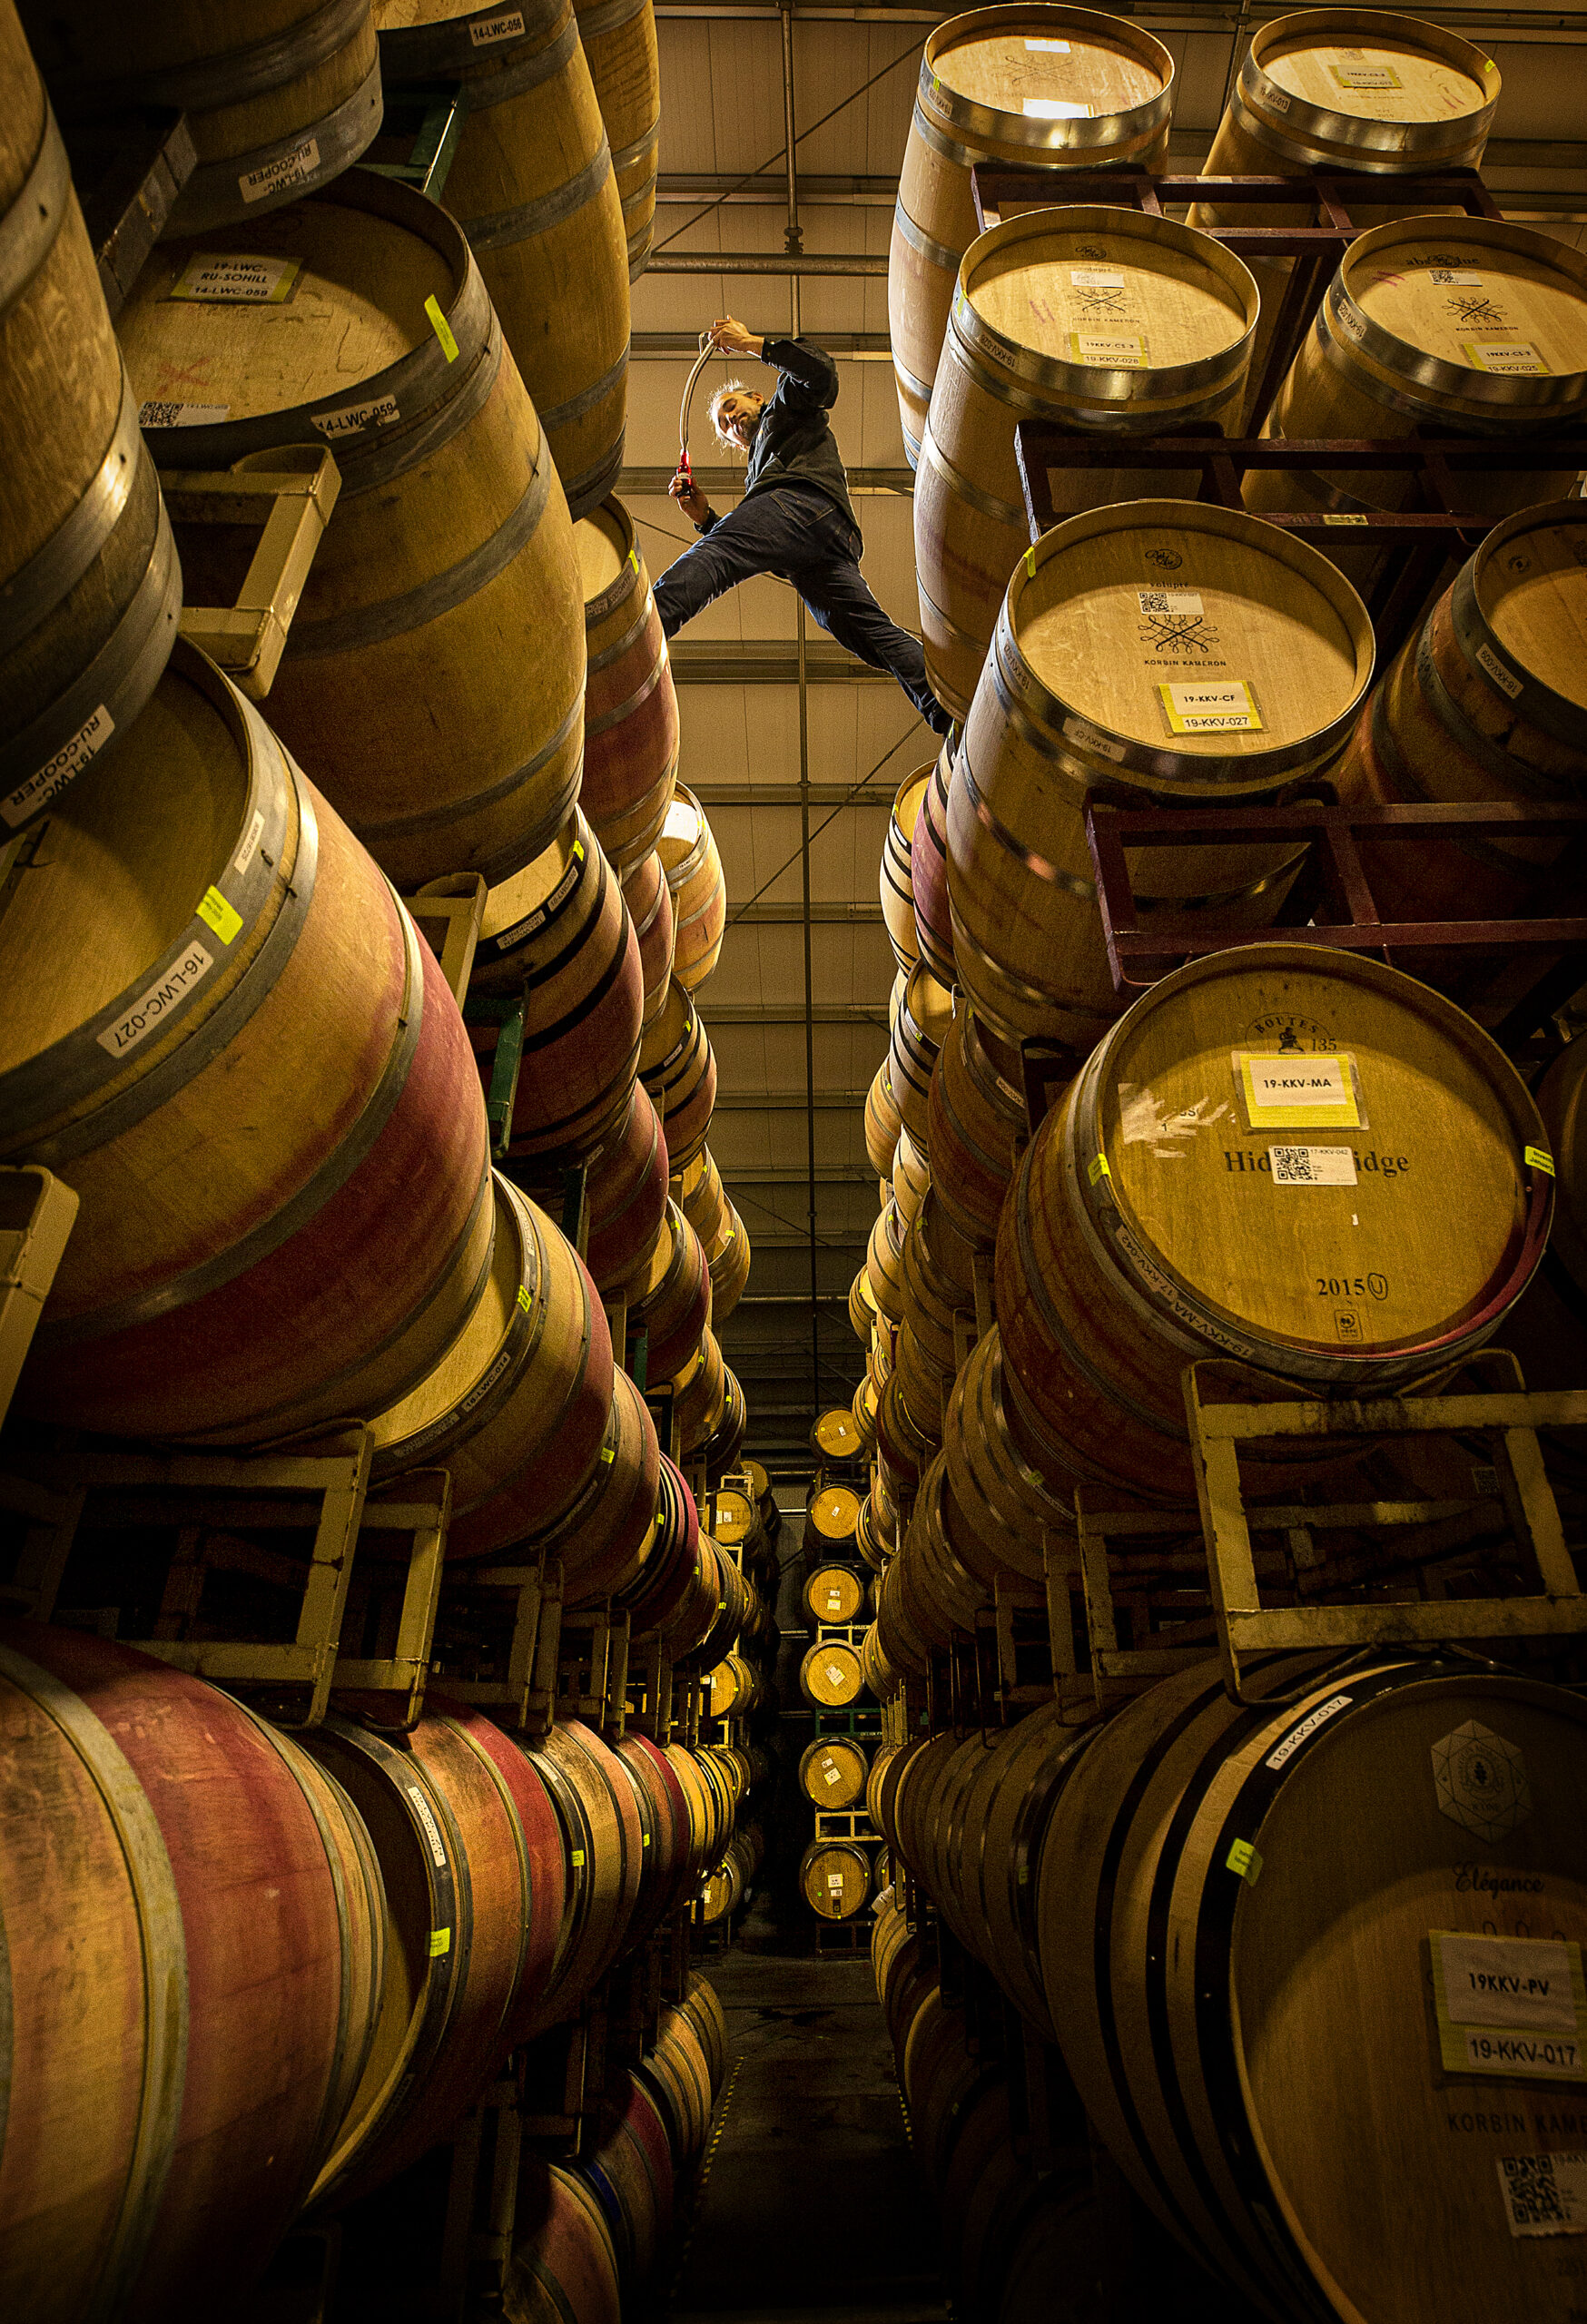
[698,337,861,541]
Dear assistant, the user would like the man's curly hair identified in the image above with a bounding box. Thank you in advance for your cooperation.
[708,380,754,453]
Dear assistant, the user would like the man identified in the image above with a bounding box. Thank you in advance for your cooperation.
[658,318,952,736]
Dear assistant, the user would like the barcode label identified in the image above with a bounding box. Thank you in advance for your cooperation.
[407,1785,448,1868]
[1269,1146,1358,1187]
[138,399,229,427]
[1428,270,1484,286]
[1497,2154,1587,2237]
[1138,589,1205,617]
[96,940,213,1056]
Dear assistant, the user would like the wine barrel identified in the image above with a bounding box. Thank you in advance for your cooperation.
[997,942,1553,1506]
[625,848,675,1024]
[800,1640,864,1709]
[918,210,1257,717]
[912,744,956,984]
[882,766,930,970]
[659,782,726,991]
[1333,499,1587,937]
[674,1144,726,1244]
[813,1405,866,1465]
[889,5,1175,465]
[1248,218,1587,551]
[700,1825,764,1925]
[532,1366,662,1604]
[865,1055,904,1176]
[3,642,492,1443]
[949,499,1375,1049]
[374,0,629,518]
[123,172,583,888]
[850,1264,880,1344]
[800,1736,869,1809]
[805,1562,867,1624]
[889,963,954,1153]
[1189,10,1499,427]
[623,1464,715,1652]
[573,0,661,279]
[672,1328,726,1454]
[627,1198,711,1383]
[368,1172,613,1559]
[704,1202,750,1327]
[518,1077,669,1296]
[941,1324,1070,1589]
[678,1974,727,2093]
[704,1651,761,1718]
[853,1375,881,1457]
[709,1480,765,1569]
[468,812,644,1163]
[1039,1654,1587,2323]
[866,1199,908,1325]
[801,1840,873,1921]
[614,1730,694,1942]
[928,1004,1022,1249]
[685,1533,751,1674]
[892,1123,931,1230]
[646,1987,721,2155]
[0,1626,382,2321]
[807,1481,863,1554]
[520,1717,645,2031]
[576,496,677,868]
[578,2069,674,2288]
[894,1453,988,1649]
[1,12,181,838]
[640,980,715,1171]
[22,0,382,237]
[1500,1038,1587,1400]
[301,1700,566,2209]
[510,2158,622,2324]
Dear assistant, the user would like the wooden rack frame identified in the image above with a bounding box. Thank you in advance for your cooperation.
[0,1167,77,1430]
[161,447,342,698]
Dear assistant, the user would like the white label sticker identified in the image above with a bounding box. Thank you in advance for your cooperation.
[1497,2154,1587,2238]
[169,252,301,304]
[1160,678,1262,734]
[1268,1146,1358,1187]
[1267,87,1291,112]
[96,940,213,1057]
[1070,269,1125,288]
[1464,340,1549,377]
[1070,330,1146,367]
[407,1784,448,1868]
[825,1662,845,1687]
[1025,35,1071,49]
[1266,1694,1353,1770]
[470,6,526,41]
[4,702,115,827]
[1245,1056,1351,1110]
[240,136,320,203]
[138,399,230,428]
[313,392,401,439]
[823,1765,843,1785]
[1329,57,1402,92]
[1138,589,1205,618]
[233,809,266,877]
[1439,1934,1578,2034]
[827,1873,845,1890]
[1427,270,1484,286]
[1475,640,1524,699]
[1023,96,1091,118]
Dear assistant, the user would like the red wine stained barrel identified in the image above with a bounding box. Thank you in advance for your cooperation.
[577,496,678,870]
[626,848,675,1027]
[510,2156,622,2324]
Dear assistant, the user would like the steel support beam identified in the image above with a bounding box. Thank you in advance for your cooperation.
[689,783,896,806]
[647,250,888,275]
[623,468,911,497]
[632,330,892,356]
[731,901,883,922]
[705,1000,888,1020]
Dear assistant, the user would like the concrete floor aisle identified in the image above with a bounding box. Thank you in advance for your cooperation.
[664,1953,947,2324]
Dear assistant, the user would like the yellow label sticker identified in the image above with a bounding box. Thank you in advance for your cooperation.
[429,1925,451,1956]
[1069,330,1147,368]
[600,1443,616,1464]
[1088,1153,1110,1186]
[1159,679,1263,735]
[517,1283,532,1313]
[1526,1145,1556,1177]
[628,547,640,572]
[1226,1838,1263,1885]
[426,293,459,361]
[1463,338,1549,377]
[1024,547,1036,577]
[643,1828,651,1845]
[571,1848,586,1867]
[1237,1050,1361,1131]
[1323,512,1369,527]
[197,885,242,945]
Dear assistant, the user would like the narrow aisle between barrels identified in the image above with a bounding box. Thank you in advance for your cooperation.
[665,1954,946,2324]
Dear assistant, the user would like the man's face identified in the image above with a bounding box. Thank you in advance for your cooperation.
[718,391,764,448]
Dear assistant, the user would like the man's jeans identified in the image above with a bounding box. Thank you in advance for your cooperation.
[654,486,952,735]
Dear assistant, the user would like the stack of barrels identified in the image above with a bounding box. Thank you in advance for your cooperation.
[791,1416,887,1925]
[864,11,1587,2319]
[694,1468,780,1934]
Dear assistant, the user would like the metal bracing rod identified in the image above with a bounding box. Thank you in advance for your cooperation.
[780,0,803,258]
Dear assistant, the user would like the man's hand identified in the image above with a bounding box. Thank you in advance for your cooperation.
[710,316,764,359]
[669,472,713,526]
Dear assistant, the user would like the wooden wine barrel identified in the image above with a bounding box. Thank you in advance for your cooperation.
[0,1626,382,2321]
[900,1196,971,1397]
[704,1651,761,1718]
[918,211,1257,717]
[941,1324,1070,1590]
[519,1717,645,2032]
[674,1143,726,1244]
[518,1077,669,1296]
[800,1639,864,1709]
[889,5,1175,465]
[1248,218,1587,551]
[627,1198,711,1382]
[879,1366,936,1503]
[671,1331,726,1456]
[850,1264,880,1344]
[800,1841,873,1921]
[894,1453,988,1649]
[892,1124,932,1231]
[532,1365,662,1604]
[659,781,726,991]
[576,496,677,869]
[889,963,954,1153]
[699,1826,764,1926]
[23,0,382,237]
[625,848,675,1024]
[1,12,181,839]
[614,1730,694,1942]
[853,1375,880,1457]
[623,1466,716,1655]
[807,1482,863,1556]
[949,499,1375,1049]
[664,1743,731,1883]
[3,642,492,1443]
[510,2157,622,2324]
[704,1200,750,1326]
[1499,1038,1587,1399]
[912,744,957,984]
[688,1535,751,1675]
[678,1974,728,2093]
[854,1490,888,1572]
[996,943,1554,1506]
[578,2070,674,2288]
[708,1481,764,1566]
[873,1561,925,1682]
[866,1198,908,1324]
[865,1055,904,1176]
[641,1997,716,2154]
[1333,499,1587,934]
[123,172,584,888]
[812,1405,866,1465]
[467,812,644,1163]
[639,980,715,1170]
[805,1562,866,1625]
[800,1736,869,1809]
[367,1171,613,1556]
[1189,10,1499,427]
[882,766,931,970]
[927,1003,1023,1248]
[374,0,629,518]
[1039,1655,1587,2323]
[573,0,661,279]
[301,1700,565,2209]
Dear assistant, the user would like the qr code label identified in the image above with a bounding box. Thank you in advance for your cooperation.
[1138,589,1204,618]
[1269,1146,1357,1187]
[1497,2153,1587,2237]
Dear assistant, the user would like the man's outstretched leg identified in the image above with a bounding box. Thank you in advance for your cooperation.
[794,529,953,736]
[655,487,849,640]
